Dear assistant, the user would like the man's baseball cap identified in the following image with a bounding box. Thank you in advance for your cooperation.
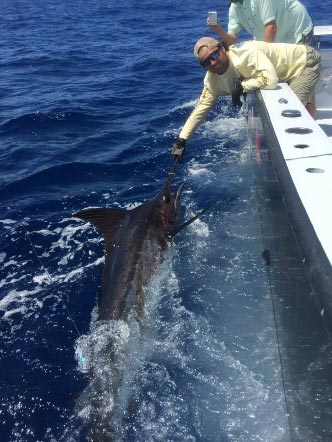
[194,37,220,61]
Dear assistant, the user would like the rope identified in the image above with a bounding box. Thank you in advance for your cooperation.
[247,142,292,436]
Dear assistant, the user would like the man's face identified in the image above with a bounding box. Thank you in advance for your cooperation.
[199,46,229,75]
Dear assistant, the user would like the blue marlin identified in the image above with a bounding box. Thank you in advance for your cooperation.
[72,169,185,440]
[74,171,183,323]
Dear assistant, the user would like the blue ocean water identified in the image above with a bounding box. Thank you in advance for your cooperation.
[1,1,332,441]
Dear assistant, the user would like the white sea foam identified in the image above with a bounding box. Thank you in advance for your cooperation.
[0,218,17,225]
[188,166,214,177]
[122,201,142,210]
[189,218,210,238]
[169,98,198,112]
[163,127,183,137]
[0,286,41,313]
[0,216,104,321]
[201,114,247,140]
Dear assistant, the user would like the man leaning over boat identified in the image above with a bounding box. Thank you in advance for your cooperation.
[172,37,321,160]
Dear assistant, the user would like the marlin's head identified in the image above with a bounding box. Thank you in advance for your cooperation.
[153,174,183,235]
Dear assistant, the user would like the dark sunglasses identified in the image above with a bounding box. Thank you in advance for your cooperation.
[200,49,219,68]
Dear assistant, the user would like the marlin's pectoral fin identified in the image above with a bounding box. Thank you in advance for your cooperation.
[73,207,128,239]
[174,204,212,235]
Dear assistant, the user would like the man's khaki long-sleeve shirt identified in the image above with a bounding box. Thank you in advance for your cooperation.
[179,41,307,140]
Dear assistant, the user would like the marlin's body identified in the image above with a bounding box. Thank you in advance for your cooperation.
[73,174,183,439]
[74,174,182,323]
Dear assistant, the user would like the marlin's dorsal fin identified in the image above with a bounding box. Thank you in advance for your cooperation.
[74,207,128,239]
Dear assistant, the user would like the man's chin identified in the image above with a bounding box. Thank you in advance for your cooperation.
[209,65,227,75]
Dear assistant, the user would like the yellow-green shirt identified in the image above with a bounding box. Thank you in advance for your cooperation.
[179,40,308,140]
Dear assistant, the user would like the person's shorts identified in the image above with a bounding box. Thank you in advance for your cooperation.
[289,46,321,104]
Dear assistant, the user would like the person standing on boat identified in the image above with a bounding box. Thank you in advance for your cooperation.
[209,0,313,47]
[172,37,320,159]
